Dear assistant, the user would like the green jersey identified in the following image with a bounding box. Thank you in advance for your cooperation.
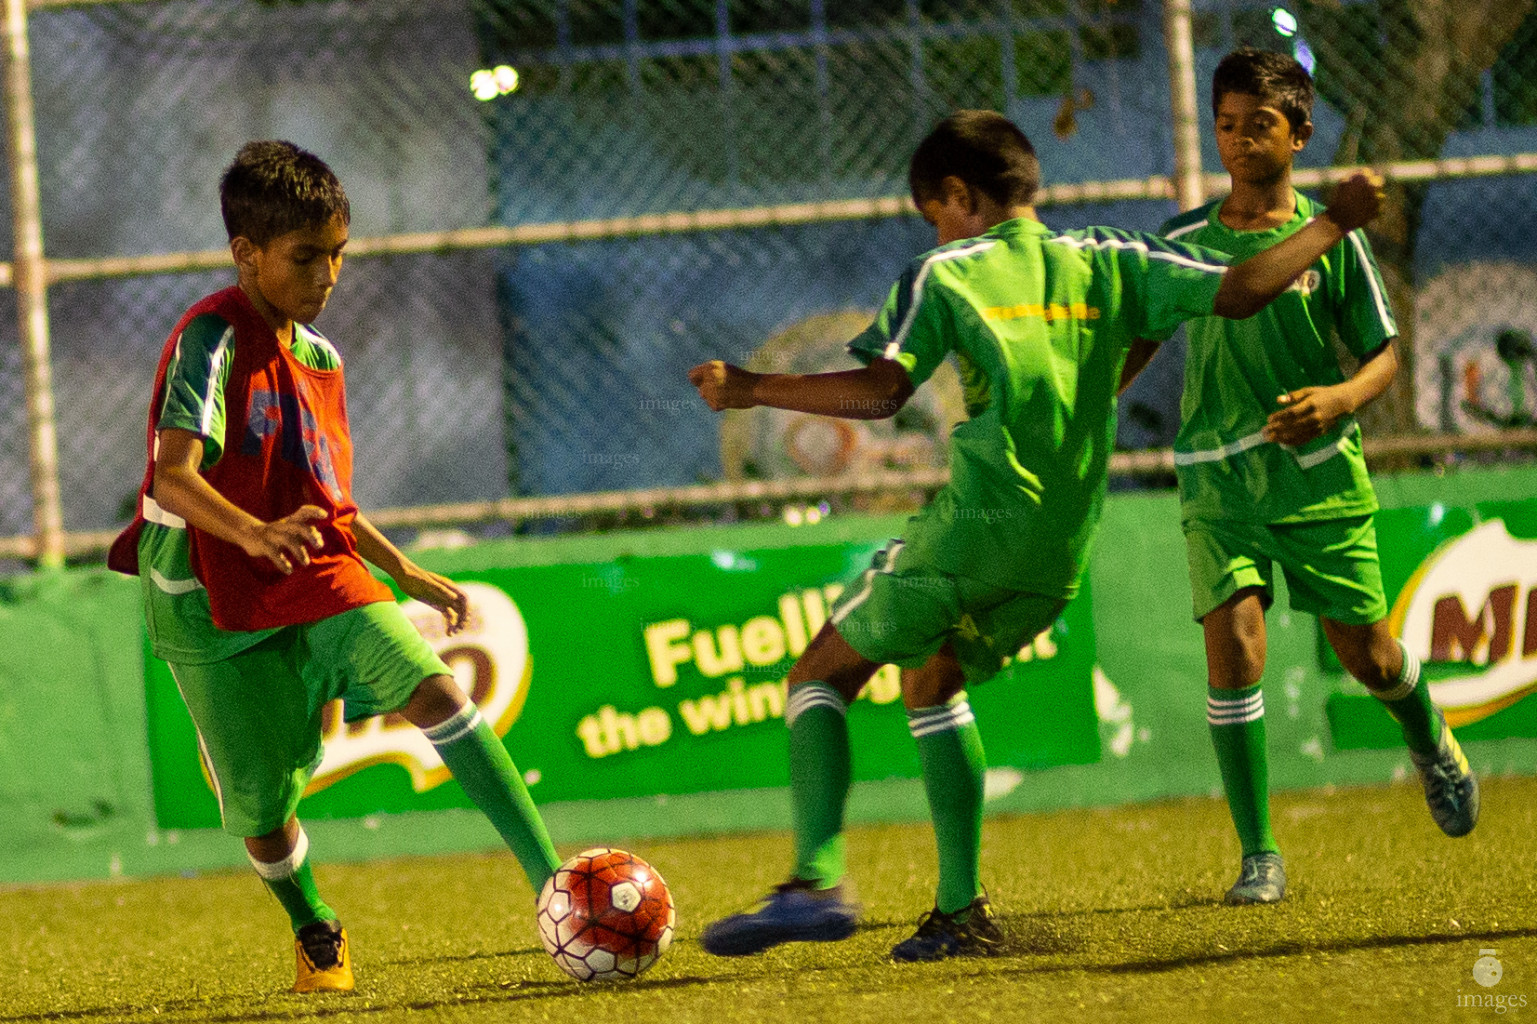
[138,312,342,664]
[849,217,1228,597]
[1162,191,1396,524]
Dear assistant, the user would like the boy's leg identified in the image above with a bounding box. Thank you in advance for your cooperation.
[1321,617,1478,836]
[890,644,1003,962]
[304,603,560,893]
[1278,514,1476,837]
[1203,588,1280,869]
[700,622,876,956]
[245,816,354,994]
[399,674,561,890]
[890,585,1060,962]
[167,645,352,992]
[1187,521,1284,904]
[245,815,336,931]
[903,647,982,916]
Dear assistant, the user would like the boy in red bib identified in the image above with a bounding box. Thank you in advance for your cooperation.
[110,141,559,993]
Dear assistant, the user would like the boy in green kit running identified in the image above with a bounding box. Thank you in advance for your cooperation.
[1155,48,1476,907]
[688,109,1386,961]
[109,141,560,993]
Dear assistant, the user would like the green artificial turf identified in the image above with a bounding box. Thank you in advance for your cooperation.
[4,775,1535,1023]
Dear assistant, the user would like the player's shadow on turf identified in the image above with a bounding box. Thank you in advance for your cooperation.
[1028,924,1537,978]
[0,970,738,1024]
[859,912,1086,956]
[373,943,547,967]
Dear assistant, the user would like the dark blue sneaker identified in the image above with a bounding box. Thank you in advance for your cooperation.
[1410,712,1479,837]
[890,896,1003,962]
[699,879,859,957]
[1224,852,1286,905]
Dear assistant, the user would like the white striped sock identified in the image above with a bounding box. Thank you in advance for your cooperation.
[786,683,847,728]
[248,827,309,881]
[908,696,976,739]
[1207,689,1264,726]
[422,704,483,746]
[1373,640,1420,702]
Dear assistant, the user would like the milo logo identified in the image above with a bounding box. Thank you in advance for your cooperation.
[1390,520,1537,727]
[306,582,533,794]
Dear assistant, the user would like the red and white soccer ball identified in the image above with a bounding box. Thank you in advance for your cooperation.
[536,847,674,982]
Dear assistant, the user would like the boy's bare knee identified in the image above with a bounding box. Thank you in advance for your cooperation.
[400,673,470,729]
[786,622,877,703]
[1323,618,1400,690]
[901,647,965,710]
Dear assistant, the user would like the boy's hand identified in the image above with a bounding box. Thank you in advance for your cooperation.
[398,564,471,636]
[688,360,758,411]
[244,505,327,575]
[1321,171,1385,233]
[1265,386,1352,446]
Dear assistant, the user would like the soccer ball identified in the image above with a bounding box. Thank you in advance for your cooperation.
[536,847,674,981]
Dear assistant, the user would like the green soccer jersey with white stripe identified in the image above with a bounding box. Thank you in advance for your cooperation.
[849,216,1228,597]
[1162,191,1396,525]
[138,312,342,664]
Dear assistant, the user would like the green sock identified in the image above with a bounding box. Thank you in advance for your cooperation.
[1207,684,1278,858]
[786,682,851,888]
[909,695,985,914]
[248,828,336,932]
[425,705,560,891]
[1372,641,1442,757]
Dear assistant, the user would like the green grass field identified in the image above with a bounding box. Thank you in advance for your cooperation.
[5,775,1535,1024]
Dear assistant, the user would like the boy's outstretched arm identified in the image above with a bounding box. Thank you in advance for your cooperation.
[689,357,915,419]
[153,428,324,575]
[1214,170,1385,319]
[352,513,469,635]
[1265,338,1399,445]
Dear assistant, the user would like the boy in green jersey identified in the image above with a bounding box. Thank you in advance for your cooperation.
[1154,48,1477,907]
[110,142,560,992]
[688,110,1386,961]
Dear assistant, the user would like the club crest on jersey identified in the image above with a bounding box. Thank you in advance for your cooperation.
[243,387,343,501]
[307,583,534,794]
[1390,520,1537,727]
[1288,269,1322,296]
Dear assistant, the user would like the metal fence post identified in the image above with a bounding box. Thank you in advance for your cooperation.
[4,0,63,567]
[1163,0,1205,212]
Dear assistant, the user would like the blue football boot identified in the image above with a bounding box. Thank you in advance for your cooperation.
[700,879,859,956]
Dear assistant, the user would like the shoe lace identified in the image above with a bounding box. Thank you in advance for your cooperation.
[909,906,954,938]
[298,925,343,970]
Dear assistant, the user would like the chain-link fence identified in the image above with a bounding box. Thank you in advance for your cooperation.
[3,0,1537,561]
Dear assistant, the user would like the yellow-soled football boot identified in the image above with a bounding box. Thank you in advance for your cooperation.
[293,919,354,993]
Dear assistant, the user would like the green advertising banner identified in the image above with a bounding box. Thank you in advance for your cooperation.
[1326,497,1537,749]
[145,528,1101,829]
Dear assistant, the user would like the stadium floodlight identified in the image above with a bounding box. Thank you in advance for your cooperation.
[471,65,520,102]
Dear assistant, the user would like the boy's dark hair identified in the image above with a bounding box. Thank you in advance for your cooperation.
[1212,46,1314,132]
[909,110,1040,209]
[219,140,350,245]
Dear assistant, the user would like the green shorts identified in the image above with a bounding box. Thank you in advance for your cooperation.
[1183,514,1388,625]
[166,601,451,837]
[830,539,1067,684]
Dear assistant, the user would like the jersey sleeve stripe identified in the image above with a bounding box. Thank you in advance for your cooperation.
[1163,219,1206,241]
[882,239,997,360]
[1047,234,1228,274]
[297,323,342,366]
[1346,229,1396,335]
[199,324,234,438]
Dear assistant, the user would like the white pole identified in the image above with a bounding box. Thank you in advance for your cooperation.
[1163,0,1205,211]
[4,0,62,567]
